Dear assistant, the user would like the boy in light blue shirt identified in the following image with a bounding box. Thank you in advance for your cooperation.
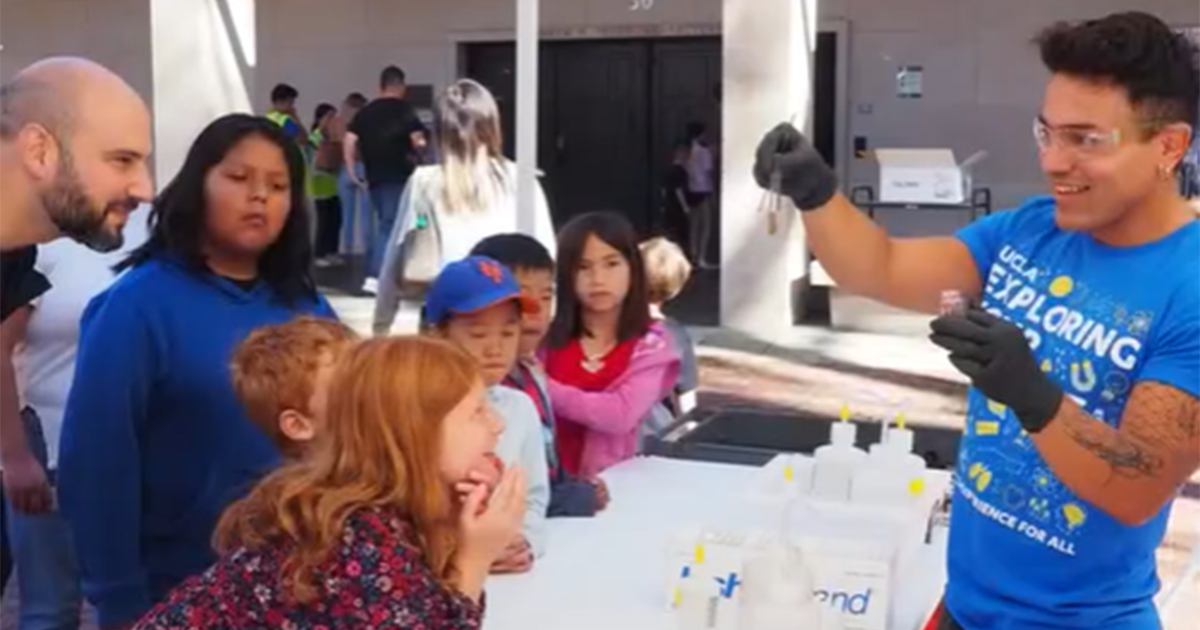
[423,256,551,573]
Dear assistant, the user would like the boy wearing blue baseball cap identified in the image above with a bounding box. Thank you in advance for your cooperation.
[423,256,551,574]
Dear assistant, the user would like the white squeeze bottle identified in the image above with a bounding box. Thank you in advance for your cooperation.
[852,412,927,505]
[810,404,867,501]
[887,412,929,500]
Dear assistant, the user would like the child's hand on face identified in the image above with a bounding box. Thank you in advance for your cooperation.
[454,454,505,515]
[590,477,610,512]
[490,536,534,574]
[457,466,528,573]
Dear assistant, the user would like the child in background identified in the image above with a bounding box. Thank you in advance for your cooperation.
[543,212,682,478]
[230,316,359,460]
[132,337,526,630]
[660,141,692,249]
[309,103,345,268]
[470,234,610,517]
[423,256,551,573]
[640,237,699,421]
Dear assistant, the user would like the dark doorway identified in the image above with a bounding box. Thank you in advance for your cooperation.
[813,32,838,167]
[464,38,721,234]
[462,42,520,160]
[464,33,839,243]
[548,42,651,229]
[650,39,723,241]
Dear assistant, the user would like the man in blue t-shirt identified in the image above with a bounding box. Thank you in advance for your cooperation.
[753,11,1199,630]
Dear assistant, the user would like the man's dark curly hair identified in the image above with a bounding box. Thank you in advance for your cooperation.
[1035,11,1199,132]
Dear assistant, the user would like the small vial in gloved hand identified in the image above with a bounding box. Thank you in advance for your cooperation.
[939,290,968,316]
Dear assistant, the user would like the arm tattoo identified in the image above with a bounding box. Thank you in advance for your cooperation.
[1061,408,1163,480]
[1062,382,1199,484]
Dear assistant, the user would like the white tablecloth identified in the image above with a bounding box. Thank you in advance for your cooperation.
[483,456,949,630]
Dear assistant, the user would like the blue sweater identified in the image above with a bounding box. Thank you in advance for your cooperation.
[57,258,336,629]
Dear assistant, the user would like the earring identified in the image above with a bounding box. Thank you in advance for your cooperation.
[1158,164,1172,180]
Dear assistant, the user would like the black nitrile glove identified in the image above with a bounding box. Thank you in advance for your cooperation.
[752,122,839,211]
[929,307,1064,433]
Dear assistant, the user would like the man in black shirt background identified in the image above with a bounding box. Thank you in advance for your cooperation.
[343,65,427,294]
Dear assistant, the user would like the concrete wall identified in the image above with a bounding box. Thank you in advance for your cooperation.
[3,0,1196,205]
[843,0,1197,210]
[149,0,257,183]
[250,0,1195,211]
[1,0,256,186]
[255,0,725,111]
[0,0,153,97]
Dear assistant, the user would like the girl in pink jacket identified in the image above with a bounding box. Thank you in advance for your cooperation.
[542,212,681,478]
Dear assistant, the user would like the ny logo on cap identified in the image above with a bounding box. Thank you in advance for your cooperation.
[478,260,504,284]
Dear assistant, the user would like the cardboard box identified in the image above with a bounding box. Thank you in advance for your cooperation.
[875,149,986,205]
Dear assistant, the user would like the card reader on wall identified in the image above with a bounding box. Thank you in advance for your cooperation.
[854,136,869,160]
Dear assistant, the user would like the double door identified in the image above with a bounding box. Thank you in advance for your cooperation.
[465,38,722,234]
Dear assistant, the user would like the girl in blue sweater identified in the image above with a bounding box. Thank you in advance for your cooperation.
[57,114,336,630]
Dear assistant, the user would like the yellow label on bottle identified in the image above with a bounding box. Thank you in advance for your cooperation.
[694,544,706,565]
[909,477,926,496]
[783,465,795,482]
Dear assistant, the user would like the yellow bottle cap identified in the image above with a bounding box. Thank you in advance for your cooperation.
[839,403,851,422]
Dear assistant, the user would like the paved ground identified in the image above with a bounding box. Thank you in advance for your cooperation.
[3,283,1196,629]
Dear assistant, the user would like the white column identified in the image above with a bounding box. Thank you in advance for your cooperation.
[514,0,540,233]
[719,0,817,334]
[150,0,256,186]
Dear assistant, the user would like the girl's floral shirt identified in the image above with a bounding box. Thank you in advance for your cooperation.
[132,506,482,630]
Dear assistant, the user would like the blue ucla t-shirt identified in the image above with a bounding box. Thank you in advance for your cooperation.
[945,196,1200,630]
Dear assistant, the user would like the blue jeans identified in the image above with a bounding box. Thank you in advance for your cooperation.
[367,183,407,280]
[338,164,370,255]
[5,408,82,630]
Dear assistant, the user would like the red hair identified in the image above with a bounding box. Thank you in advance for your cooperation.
[215,336,480,602]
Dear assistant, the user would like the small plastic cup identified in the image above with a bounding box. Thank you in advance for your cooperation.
[939,290,967,316]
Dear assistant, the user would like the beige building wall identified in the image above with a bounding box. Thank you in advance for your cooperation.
[255,0,726,114]
[253,0,1195,209]
[3,0,1194,206]
[842,0,1196,210]
[2,1,1190,207]
[2,0,1195,330]
[0,0,256,185]
[0,0,153,97]
[148,0,258,184]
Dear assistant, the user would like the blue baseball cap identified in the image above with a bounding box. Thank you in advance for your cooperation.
[424,256,540,326]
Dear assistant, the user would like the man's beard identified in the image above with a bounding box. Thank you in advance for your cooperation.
[39,153,134,253]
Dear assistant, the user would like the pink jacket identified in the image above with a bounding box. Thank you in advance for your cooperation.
[544,322,682,477]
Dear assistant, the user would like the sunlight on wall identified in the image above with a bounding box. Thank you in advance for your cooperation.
[150,0,257,185]
[718,0,815,332]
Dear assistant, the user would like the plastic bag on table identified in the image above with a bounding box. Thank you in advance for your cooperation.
[739,499,830,630]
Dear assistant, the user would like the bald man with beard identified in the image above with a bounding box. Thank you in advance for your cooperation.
[0,57,154,252]
[0,55,154,339]
[0,57,153,612]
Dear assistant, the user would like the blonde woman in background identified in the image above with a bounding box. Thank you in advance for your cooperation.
[374,79,556,336]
